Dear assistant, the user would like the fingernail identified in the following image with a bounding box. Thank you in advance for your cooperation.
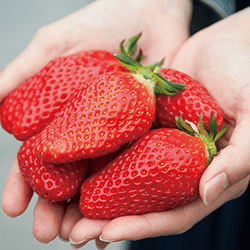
[58,235,69,243]
[203,172,229,206]
[69,237,92,249]
[99,235,117,243]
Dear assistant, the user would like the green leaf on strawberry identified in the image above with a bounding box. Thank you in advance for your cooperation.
[120,32,142,58]
[115,53,185,95]
[175,113,229,165]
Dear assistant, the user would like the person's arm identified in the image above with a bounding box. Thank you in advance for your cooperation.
[1,0,192,245]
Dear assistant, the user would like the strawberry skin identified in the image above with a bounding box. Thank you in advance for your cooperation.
[79,128,207,219]
[35,71,155,164]
[0,50,125,141]
[88,143,131,178]
[18,136,88,202]
[155,68,223,129]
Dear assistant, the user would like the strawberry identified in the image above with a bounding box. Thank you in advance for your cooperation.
[79,115,228,219]
[155,68,224,130]
[34,55,184,164]
[88,142,131,178]
[18,135,88,202]
[0,50,126,141]
[118,35,223,130]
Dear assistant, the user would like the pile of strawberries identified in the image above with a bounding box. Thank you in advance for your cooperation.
[0,35,228,219]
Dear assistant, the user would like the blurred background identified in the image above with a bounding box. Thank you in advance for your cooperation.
[0,0,248,250]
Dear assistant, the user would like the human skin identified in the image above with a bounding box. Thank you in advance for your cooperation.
[3,2,250,250]
[67,7,250,249]
[1,0,192,248]
[172,7,250,207]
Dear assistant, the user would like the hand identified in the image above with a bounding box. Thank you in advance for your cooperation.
[1,0,192,247]
[66,7,250,249]
[0,0,191,103]
[171,7,250,205]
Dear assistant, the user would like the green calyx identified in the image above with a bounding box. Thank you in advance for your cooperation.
[120,32,143,62]
[115,53,184,96]
[115,34,185,96]
[175,113,229,166]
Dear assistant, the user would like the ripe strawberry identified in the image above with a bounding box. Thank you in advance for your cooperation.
[34,55,184,164]
[155,68,224,129]
[88,142,131,178]
[0,50,126,141]
[79,115,228,219]
[18,135,88,202]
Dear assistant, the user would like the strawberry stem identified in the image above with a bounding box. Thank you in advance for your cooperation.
[117,34,185,96]
[175,113,229,166]
[115,53,184,96]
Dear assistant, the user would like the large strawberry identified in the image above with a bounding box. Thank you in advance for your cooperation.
[34,55,184,164]
[88,142,131,178]
[18,136,88,202]
[115,35,223,130]
[155,68,224,130]
[79,115,228,219]
[0,34,145,141]
[0,50,126,141]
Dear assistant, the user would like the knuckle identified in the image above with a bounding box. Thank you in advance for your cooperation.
[235,155,250,184]
[33,25,51,42]
[32,24,66,55]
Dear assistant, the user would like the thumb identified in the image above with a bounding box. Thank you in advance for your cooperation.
[200,118,250,206]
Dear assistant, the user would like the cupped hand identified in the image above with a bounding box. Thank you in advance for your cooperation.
[0,0,191,103]
[171,7,250,206]
[66,7,250,249]
[1,0,192,247]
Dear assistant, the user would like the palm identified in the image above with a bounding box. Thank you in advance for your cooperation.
[0,0,190,103]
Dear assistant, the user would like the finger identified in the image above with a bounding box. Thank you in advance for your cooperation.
[59,194,82,242]
[1,156,33,217]
[69,217,110,248]
[200,118,250,206]
[99,199,208,241]
[33,197,66,243]
[140,0,192,67]
[139,14,191,67]
[95,237,110,250]
[99,178,249,242]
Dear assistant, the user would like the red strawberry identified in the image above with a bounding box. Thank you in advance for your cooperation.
[34,55,183,164]
[0,50,126,141]
[18,135,88,202]
[79,115,228,219]
[88,142,131,178]
[155,68,224,129]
